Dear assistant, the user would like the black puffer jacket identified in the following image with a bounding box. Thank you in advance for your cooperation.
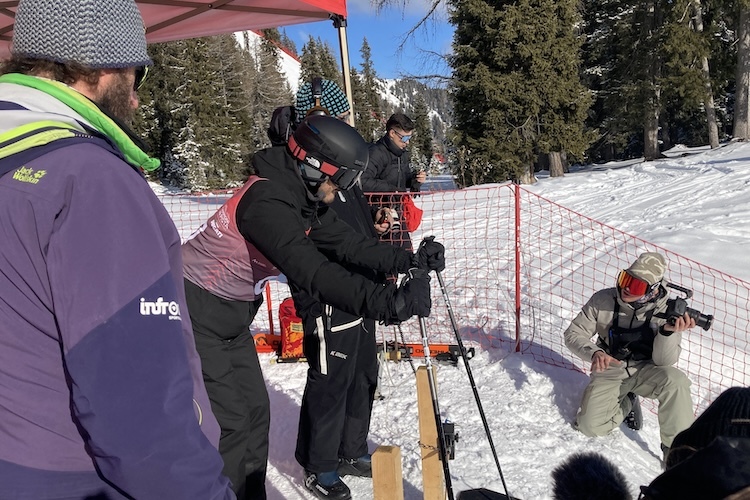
[291,184,383,318]
[237,146,412,320]
[361,134,421,194]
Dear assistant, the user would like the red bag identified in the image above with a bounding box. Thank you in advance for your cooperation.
[278,298,304,361]
[402,194,423,232]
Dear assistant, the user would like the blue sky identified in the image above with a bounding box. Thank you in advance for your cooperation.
[286,0,454,80]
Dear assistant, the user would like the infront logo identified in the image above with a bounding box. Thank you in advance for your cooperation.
[139,297,181,321]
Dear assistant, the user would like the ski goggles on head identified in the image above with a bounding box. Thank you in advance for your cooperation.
[617,270,659,296]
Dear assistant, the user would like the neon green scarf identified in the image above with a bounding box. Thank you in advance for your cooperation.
[0,73,160,171]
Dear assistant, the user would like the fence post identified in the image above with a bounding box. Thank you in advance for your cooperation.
[265,282,274,336]
[513,183,521,352]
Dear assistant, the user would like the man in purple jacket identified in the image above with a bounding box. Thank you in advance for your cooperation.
[0,0,233,499]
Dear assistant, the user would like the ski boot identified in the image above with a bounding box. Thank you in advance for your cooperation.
[337,453,372,478]
[304,470,351,500]
[661,443,670,469]
[623,392,643,430]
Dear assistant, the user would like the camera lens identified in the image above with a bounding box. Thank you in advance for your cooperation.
[696,313,713,331]
[687,307,713,331]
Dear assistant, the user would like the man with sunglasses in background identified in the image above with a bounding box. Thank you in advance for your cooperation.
[183,114,443,499]
[362,113,426,255]
[0,0,234,498]
[564,252,696,465]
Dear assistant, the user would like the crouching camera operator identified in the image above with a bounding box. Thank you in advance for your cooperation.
[564,252,702,465]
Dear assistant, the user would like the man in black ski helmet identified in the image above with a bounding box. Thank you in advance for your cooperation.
[183,114,445,499]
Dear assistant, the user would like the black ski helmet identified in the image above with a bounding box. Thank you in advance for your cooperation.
[288,114,369,190]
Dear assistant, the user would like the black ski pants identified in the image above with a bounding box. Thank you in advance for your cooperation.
[185,279,268,500]
[295,305,378,473]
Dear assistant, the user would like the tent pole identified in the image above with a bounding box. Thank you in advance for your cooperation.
[331,14,356,127]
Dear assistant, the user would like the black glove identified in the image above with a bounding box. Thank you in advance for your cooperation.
[415,236,445,272]
[384,269,432,325]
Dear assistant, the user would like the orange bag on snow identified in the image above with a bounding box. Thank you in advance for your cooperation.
[278,297,305,361]
[402,194,423,232]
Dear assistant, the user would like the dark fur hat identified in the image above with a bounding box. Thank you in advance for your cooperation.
[551,452,631,500]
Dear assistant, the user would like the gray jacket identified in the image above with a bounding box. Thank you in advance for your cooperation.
[564,285,682,373]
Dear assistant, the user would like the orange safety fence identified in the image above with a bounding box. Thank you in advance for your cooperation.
[158,184,750,415]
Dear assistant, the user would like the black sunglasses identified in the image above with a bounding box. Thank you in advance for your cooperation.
[134,66,149,91]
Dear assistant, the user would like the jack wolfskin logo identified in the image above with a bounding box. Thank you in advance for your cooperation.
[139,297,181,321]
[13,166,47,184]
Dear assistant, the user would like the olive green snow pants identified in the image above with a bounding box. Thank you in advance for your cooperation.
[575,363,694,447]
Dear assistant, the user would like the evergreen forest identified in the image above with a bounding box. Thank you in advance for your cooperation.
[135,0,750,189]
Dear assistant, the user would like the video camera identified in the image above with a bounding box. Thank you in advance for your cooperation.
[663,283,713,331]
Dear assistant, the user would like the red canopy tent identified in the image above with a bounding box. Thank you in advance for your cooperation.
[0,0,355,111]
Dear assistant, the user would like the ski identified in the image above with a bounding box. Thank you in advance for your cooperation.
[377,341,474,365]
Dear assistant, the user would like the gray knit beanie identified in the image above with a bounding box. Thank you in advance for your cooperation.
[295,79,350,123]
[627,252,667,285]
[12,0,151,69]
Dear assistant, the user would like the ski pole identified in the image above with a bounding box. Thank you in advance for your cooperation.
[417,313,455,500]
[435,269,511,498]
[397,324,417,375]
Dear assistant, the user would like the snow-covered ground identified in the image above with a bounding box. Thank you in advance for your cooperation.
[160,141,750,499]
[529,143,750,283]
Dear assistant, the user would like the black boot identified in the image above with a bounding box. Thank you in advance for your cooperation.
[337,454,372,478]
[304,471,351,500]
[661,443,670,469]
[623,392,643,431]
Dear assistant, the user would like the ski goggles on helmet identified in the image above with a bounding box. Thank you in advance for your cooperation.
[617,270,659,296]
[288,134,362,190]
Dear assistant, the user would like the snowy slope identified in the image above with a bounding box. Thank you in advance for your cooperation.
[246,141,750,500]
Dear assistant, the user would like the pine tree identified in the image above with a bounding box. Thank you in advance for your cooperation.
[581,0,644,160]
[412,94,433,167]
[583,0,736,159]
[279,29,298,56]
[300,36,342,87]
[135,35,257,190]
[350,67,371,137]
[354,38,384,141]
[657,0,721,148]
[260,28,281,45]
[135,39,196,188]
[243,32,294,151]
[734,2,750,139]
[449,0,593,184]
[318,39,343,84]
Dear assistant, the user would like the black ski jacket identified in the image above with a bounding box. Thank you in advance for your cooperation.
[237,146,413,320]
[291,184,383,319]
[361,134,421,194]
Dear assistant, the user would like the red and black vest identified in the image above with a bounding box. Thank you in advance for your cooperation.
[183,176,281,302]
